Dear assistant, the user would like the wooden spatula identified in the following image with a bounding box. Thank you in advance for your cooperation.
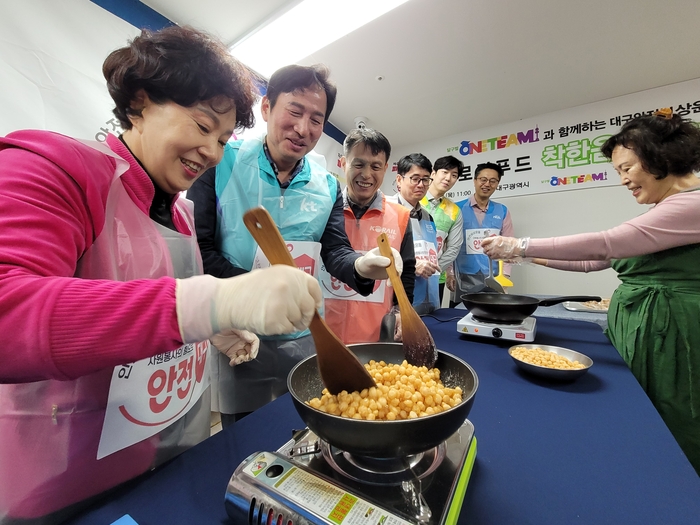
[377,233,437,369]
[243,207,376,395]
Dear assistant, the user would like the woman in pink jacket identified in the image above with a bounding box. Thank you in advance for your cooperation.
[482,110,700,475]
[0,26,322,522]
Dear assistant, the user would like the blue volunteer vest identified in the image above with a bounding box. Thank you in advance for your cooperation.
[214,137,335,340]
[411,216,441,314]
[457,200,507,276]
[215,137,335,270]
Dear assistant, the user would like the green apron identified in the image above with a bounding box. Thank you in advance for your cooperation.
[607,242,700,474]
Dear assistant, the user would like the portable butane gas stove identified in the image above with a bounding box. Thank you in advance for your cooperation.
[225,420,476,525]
[457,312,537,342]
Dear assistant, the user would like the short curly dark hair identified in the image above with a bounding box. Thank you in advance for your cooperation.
[103,26,257,131]
[600,113,700,179]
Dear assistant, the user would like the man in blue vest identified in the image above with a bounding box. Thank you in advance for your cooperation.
[188,64,396,426]
[451,162,515,306]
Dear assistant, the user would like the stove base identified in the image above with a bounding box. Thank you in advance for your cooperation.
[225,420,476,525]
[457,313,536,342]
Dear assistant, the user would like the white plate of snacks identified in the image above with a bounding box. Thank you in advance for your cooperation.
[508,344,593,381]
[563,298,610,313]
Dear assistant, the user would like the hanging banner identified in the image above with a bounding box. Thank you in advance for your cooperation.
[391,78,700,201]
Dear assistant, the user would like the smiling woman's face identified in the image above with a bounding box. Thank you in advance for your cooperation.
[611,145,673,205]
[127,95,237,194]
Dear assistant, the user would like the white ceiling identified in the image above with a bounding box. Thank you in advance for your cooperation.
[142,0,700,150]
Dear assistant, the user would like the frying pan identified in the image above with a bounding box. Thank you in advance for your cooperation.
[288,343,478,458]
[461,293,601,323]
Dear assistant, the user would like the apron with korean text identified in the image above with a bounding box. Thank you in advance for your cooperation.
[0,141,210,522]
[607,242,700,474]
[455,201,506,295]
[323,197,409,344]
[412,217,440,314]
[212,136,333,414]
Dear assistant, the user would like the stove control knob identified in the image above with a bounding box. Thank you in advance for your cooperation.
[491,328,503,338]
[265,464,284,478]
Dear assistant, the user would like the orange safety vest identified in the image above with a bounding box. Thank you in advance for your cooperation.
[323,194,409,344]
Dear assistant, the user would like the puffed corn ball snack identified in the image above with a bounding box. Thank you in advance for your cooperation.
[306,360,463,420]
[511,347,586,370]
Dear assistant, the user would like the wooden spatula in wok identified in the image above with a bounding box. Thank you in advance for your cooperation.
[243,207,376,395]
[377,233,437,368]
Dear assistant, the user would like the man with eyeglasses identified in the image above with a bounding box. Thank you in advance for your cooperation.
[420,155,464,305]
[451,161,514,305]
[323,128,415,344]
[386,153,441,314]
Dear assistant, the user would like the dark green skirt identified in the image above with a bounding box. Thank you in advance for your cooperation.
[608,245,700,475]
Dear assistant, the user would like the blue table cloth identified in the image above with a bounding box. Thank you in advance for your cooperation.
[68,312,700,524]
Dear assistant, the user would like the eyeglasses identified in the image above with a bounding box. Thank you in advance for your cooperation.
[402,175,433,186]
[476,177,499,186]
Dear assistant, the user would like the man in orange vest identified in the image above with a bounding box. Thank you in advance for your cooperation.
[323,128,415,344]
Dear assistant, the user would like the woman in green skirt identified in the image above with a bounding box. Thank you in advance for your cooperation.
[482,109,700,475]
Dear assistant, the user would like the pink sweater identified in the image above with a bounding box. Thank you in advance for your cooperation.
[526,187,700,272]
[0,131,186,382]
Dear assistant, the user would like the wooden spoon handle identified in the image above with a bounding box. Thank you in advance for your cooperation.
[243,208,295,267]
[376,234,413,313]
[244,207,376,394]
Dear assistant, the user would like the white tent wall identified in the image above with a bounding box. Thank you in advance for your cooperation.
[1,0,346,182]
[487,185,636,297]
[0,0,141,139]
[312,133,345,184]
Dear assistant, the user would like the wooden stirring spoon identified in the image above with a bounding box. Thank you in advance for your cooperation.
[377,233,437,368]
[243,207,376,395]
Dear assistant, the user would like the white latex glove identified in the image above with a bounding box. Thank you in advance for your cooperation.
[175,265,322,343]
[211,329,260,366]
[481,236,530,260]
[415,259,440,278]
[354,247,403,279]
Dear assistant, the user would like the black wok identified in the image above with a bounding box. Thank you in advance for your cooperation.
[461,293,601,323]
[288,342,478,458]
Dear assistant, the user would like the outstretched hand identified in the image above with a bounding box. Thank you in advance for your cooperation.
[481,236,528,260]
